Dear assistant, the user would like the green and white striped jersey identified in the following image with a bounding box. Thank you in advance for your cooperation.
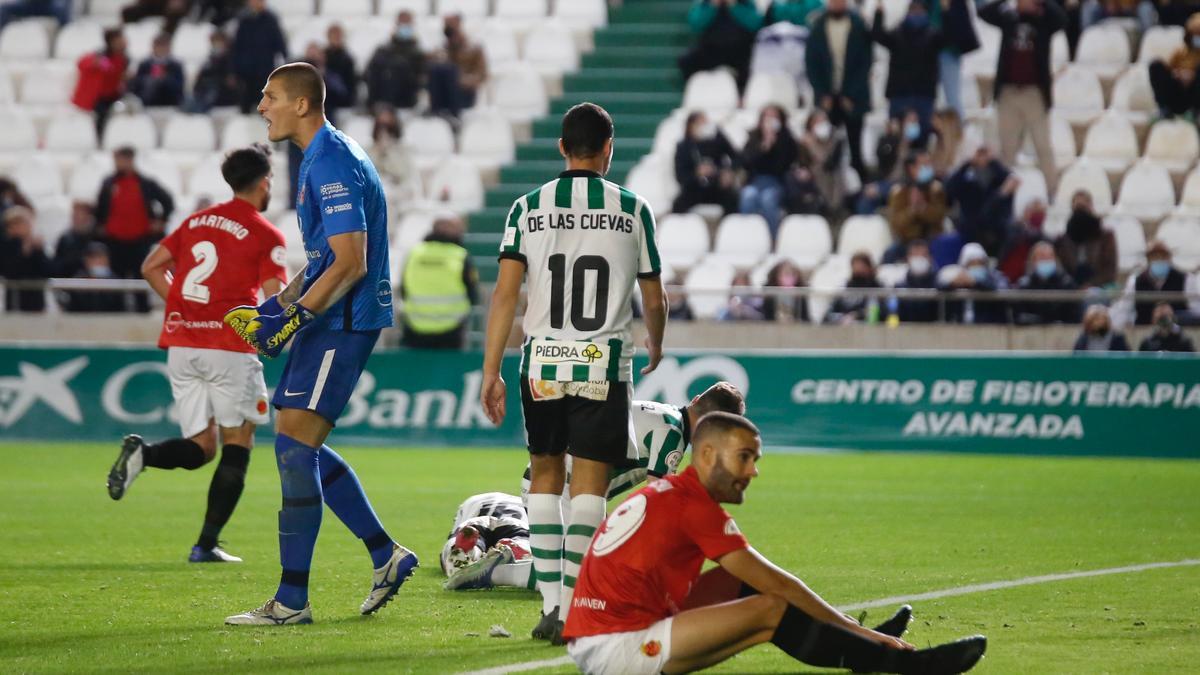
[499,170,661,383]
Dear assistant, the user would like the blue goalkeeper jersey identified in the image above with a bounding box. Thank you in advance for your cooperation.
[296,122,393,331]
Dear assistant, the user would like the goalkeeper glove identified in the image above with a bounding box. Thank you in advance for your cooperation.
[223,302,316,358]
[257,294,284,317]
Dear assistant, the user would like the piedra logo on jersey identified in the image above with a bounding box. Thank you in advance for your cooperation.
[0,357,88,428]
[533,342,605,365]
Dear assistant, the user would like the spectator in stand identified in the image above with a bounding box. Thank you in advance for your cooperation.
[793,108,846,217]
[367,11,426,111]
[1112,239,1200,326]
[762,259,810,322]
[941,242,1011,323]
[932,0,979,118]
[1148,14,1200,120]
[0,0,70,28]
[198,0,241,25]
[998,198,1049,282]
[428,14,488,121]
[1139,303,1196,352]
[52,201,98,278]
[718,271,766,320]
[896,239,940,321]
[1156,0,1200,26]
[871,0,945,137]
[944,145,1019,255]
[0,206,51,312]
[1081,0,1157,31]
[0,177,33,213]
[1054,189,1117,289]
[96,147,174,313]
[72,28,129,138]
[884,151,947,262]
[981,0,1066,194]
[854,112,920,215]
[825,251,883,323]
[231,0,287,114]
[300,42,350,119]
[187,30,240,112]
[673,111,740,215]
[740,105,798,238]
[324,24,358,109]
[122,0,191,34]
[131,33,185,108]
[1015,241,1080,324]
[1072,304,1130,352]
[666,278,696,320]
[368,108,422,210]
[63,242,126,313]
[680,0,763,93]
[764,0,824,26]
[928,108,964,178]
[806,0,874,181]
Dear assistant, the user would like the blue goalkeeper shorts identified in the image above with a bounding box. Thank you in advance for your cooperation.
[272,325,380,425]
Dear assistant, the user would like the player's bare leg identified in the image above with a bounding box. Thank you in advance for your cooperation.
[663,593,786,674]
[527,453,567,640]
[191,421,254,563]
[556,456,609,645]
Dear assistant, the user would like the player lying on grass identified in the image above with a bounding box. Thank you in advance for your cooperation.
[562,412,988,675]
[106,144,286,564]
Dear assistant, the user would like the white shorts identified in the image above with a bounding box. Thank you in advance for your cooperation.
[167,347,270,438]
[567,617,673,675]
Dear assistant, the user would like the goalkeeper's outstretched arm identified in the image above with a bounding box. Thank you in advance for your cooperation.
[293,231,366,314]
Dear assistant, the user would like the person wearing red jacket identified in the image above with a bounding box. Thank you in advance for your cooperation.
[71,27,129,137]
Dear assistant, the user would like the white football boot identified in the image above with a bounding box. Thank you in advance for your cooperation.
[225,599,312,625]
[444,545,515,591]
[107,434,145,500]
[360,543,419,615]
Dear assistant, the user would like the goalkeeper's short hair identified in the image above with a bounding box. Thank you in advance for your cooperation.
[222,143,272,194]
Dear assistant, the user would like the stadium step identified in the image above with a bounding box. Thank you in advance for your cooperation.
[581,48,680,70]
[531,114,663,140]
[548,92,681,117]
[562,68,681,94]
[593,23,691,49]
[610,1,694,24]
[517,137,654,162]
[497,160,637,186]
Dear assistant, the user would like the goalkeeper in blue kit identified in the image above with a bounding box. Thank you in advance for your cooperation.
[222,63,416,625]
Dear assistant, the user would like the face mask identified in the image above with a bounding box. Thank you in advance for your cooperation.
[813,121,832,140]
[1035,260,1057,279]
[903,13,929,30]
[88,265,111,277]
[904,122,921,141]
[968,265,989,282]
[697,122,716,139]
[765,117,783,134]
[395,25,414,40]
[1149,260,1171,279]
[908,256,931,275]
[916,165,934,184]
[1192,35,1200,49]
[1157,316,1175,330]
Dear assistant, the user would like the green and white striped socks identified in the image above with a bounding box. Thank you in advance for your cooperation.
[527,493,564,615]
[560,493,605,621]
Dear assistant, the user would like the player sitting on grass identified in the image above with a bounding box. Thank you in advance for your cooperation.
[562,412,988,675]
[106,143,286,564]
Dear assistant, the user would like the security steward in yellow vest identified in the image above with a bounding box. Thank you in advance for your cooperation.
[400,216,479,348]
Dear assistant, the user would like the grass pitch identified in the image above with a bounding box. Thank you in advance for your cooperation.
[0,442,1197,674]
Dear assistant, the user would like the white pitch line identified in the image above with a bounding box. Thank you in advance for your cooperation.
[458,558,1200,675]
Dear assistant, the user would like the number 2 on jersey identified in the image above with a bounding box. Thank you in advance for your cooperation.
[548,254,610,331]
[181,240,218,304]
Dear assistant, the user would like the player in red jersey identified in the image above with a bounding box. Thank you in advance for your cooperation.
[106,143,289,564]
[563,412,988,675]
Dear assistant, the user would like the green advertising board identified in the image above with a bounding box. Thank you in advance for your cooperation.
[0,346,1197,458]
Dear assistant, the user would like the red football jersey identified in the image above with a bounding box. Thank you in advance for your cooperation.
[157,198,287,353]
[562,466,749,639]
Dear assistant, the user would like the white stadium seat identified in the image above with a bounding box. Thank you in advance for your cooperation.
[1138,25,1185,64]
[348,22,393,68]
[1012,167,1049,219]
[1156,216,1200,271]
[459,111,515,170]
[1144,119,1200,174]
[1108,214,1147,273]
[963,22,999,78]
[682,69,739,118]
[0,20,51,60]
[338,113,375,148]
[876,263,908,288]
[1018,112,1076,170]
[288,17,334,59]
[273,0,317,17]
[32,194,71,247]
[88,0,126,20]
[836,215,892,263]
[1176,167,1200,216]
[1054,159,1113,212]
[657,213,711,269]
[17,154,64,198]
[187,153,234,201]
[626,155,678,219]
[684,257,737,319]
[162,115,217,153]
[1074,24,1131,82]
[523,21,579,76]
[380,0,432,16]
[68,154,113,202]
[220,115,269,150]
[404,116,456,170]
[54,21,104,61]
[0,68,14,104]
[1051,31,1069,74]
[495,0,548,21]
[436,0,489,18]
[711,214,772,269]
[139,152,184,198]
[775,214,832,271]
[1053,67,1105,126]
[171,22,215,66]
[1113,161,1174,224]
[319,0,374,18]
[123,19,163,63]
[19,63,76,106]
[480,20,519,67]
[0,109,35,152]
[553,0,607,29]
[44,110,99,152]
[651,112,688,156]
[426,157,484,212]
[102,114,157,151]
[1110,67,1156,126]
[490,64,547,122]
[743,71,800,112]
[807,255,852,323]
[1080,111,1139,173]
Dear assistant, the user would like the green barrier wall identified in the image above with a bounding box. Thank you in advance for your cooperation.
[0,347,1197,458]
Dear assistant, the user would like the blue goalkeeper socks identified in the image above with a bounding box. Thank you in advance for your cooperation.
[274,434,323,610]
[318,445,396,569]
